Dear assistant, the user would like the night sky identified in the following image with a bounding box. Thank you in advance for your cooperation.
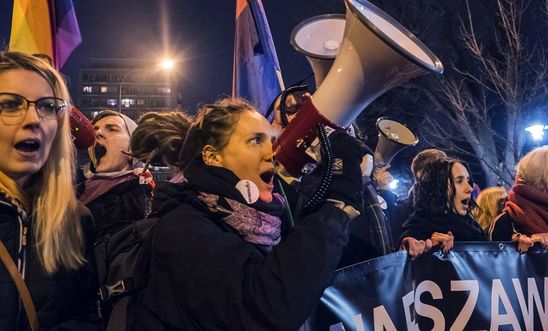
[0,0,444,192]
[1,0,344,111]
[2,0,485,192]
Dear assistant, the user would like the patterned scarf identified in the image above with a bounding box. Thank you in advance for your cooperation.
[79,165,154,205]
[504,182,548,234]
[197,192,284,250]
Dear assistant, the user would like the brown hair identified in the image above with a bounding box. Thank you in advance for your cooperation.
[411,148,447,181]
[130,111,192,167]
[176,97,256,171]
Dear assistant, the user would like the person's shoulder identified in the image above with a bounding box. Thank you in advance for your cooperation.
[111,175,143,192]
[492,212,513,228]
[490,212,513,240]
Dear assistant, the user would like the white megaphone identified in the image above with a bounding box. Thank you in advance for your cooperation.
[374,117,419,168]
[290,14,346,87]
[274,0,443,177]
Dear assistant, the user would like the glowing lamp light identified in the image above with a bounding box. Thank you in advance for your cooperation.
[525,124,547,141]
[389,179,399,190]
[159,59,175,70]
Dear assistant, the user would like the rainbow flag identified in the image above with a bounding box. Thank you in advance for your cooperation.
[232,0,284,120]
[9,0,82,69]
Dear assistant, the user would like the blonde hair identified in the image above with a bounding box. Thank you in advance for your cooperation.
[475,186,507,231]
[516,146,548,194]
[0,52,84,273]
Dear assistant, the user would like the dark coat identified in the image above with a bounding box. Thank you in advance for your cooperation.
[135,166,352,331]
[391,194,413,248]
[490,212,516,241]
[337,185,396,268]
[399,208,487,244]
[0,195,100,330]
[84,178,152,241]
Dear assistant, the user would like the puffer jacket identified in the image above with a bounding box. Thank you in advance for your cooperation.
[0,194,101,330]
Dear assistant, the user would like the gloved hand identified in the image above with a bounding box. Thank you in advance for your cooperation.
[327,130,367,215]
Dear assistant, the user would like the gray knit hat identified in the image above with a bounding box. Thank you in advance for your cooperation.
[92,109,138,135]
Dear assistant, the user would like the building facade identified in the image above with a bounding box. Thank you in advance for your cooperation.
[78,58,178,121]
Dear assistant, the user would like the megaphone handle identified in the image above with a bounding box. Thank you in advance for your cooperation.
[279,85,309,127]
[303,123,334,212]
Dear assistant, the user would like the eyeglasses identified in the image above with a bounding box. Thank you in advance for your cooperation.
[0,93,66,125]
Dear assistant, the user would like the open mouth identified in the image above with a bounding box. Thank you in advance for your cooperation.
[94,143,107,164]
[260,170,275,184]
[15,139,41,153]
[460,198,470,208]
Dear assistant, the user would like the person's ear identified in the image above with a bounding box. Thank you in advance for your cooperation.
[202,145,222,166]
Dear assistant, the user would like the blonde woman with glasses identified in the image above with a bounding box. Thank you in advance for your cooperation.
[0,52,100,330]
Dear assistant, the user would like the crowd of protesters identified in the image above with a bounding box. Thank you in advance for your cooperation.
[0,51,546,330]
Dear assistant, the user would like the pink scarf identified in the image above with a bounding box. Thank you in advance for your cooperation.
[197,192,282,249]
[504,182,548,234]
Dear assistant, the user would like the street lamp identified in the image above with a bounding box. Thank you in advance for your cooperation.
[159,59,175,70]
[118,59,176,112]
[525,124,547,142]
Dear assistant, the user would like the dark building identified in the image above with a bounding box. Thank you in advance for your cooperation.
[78,58,178,121]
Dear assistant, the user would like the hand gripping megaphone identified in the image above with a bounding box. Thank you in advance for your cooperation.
[374,117,419,168]
[274,0,443,177]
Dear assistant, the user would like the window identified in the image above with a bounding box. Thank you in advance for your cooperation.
[158,87,171,94]
[100,86,108,93]
[107,99,117,106]
[121,98,135,108]
[137,99,145,106]
[82,86,92,93]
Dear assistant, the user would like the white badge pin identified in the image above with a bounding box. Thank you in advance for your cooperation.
[377,194,388,210]
[236,180,259,204]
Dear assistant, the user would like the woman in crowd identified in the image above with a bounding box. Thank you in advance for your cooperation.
[490,146,548,252]
[0,52,99,330]
[400,158,487,256]
[134,98,364,330]
[475,186,507,231]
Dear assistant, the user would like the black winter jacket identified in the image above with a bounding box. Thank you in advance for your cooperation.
[490,212,515,241]
[399,208,487,245]
[135,166,352,331]
[83,178,152,241]
[0,194,100,330]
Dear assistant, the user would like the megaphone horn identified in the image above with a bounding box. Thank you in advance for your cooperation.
[70,106,95,150]
[275,0,443,176]
[290,14,346,87]
[374,117,419,168]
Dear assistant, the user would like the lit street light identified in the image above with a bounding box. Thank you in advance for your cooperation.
[159,59,175,70]
[388,179,399,190]
[118,58,176,112]
[525,124,547,141]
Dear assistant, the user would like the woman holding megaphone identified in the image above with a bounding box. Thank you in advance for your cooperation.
[132,97,366,331]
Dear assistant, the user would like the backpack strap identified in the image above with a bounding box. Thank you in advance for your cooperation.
[0,240,39,331]
[99,278,135,302]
